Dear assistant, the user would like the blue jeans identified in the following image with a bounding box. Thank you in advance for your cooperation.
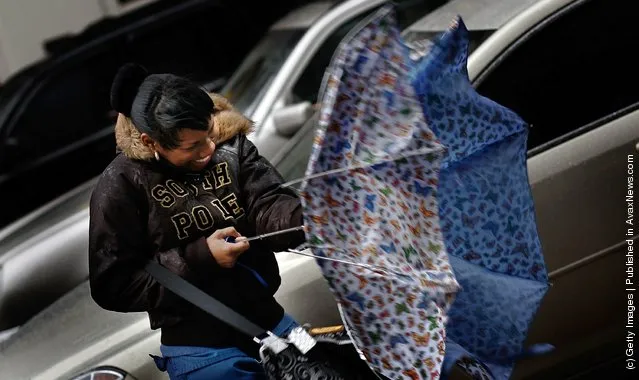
[151,314,298,380]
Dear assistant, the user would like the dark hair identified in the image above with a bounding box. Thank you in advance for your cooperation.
[110,63,214,149]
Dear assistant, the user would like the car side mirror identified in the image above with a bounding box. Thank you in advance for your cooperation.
[272,101,314,137]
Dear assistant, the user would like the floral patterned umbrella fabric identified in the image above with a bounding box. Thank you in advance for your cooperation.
[299,6,460,380]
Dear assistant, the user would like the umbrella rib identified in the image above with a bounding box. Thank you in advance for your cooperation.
[286,248,408,278]
[279,147,440,189]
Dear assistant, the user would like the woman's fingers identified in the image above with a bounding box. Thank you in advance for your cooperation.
[211,226,240,239]
[228,240,250,255]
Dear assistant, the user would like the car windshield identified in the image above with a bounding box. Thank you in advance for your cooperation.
[220,29,306,116]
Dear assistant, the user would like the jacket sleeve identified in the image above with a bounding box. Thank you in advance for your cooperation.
[238,135,306,252]
[88,168,222,313]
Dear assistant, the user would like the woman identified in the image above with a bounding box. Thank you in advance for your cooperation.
[89,63,305,379]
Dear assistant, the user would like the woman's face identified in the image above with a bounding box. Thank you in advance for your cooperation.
[155,119,216,172]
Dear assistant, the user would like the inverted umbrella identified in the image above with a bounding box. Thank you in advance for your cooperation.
[299,6,460,380]
[410,17,551,379]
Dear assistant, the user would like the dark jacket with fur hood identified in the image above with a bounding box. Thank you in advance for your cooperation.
[88,93,304,355]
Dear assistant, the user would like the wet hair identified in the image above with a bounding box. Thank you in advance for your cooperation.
[110,63,214,149]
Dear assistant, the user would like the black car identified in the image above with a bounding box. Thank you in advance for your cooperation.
[0,0,315,229]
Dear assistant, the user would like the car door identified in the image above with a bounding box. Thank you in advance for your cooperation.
[469,0,639,376]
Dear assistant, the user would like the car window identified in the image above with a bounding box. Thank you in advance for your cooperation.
[274,112,319,185]
[474,0,639,151]
[221,29,306,115]
[292,0,450,103]
[1,53,118,174]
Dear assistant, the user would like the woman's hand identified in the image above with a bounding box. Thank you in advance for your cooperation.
[206,227,250,268]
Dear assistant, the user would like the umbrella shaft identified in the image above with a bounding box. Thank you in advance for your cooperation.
[241,226,305,243]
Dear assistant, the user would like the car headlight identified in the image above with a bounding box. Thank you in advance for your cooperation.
[69,366,135,380]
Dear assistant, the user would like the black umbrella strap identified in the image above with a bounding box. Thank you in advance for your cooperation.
[144,260,266,339]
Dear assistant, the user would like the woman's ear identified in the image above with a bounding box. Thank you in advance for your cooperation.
[140,133,155,149]
[141,133,161,161]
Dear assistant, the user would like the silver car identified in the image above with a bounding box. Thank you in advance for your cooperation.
[278,0,638,376]
[279,0,638,377]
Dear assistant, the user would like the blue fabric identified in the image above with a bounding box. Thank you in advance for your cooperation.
[150,314,298,380]
[410,18,552,378]
[444,256,548,379]
[223,237,270,289]
[236,262,269,288]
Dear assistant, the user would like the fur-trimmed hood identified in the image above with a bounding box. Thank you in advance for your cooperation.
[114,93,254,161]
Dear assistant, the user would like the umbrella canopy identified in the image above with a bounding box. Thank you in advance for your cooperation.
[299,6,460,380]
[410,16,551,379]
